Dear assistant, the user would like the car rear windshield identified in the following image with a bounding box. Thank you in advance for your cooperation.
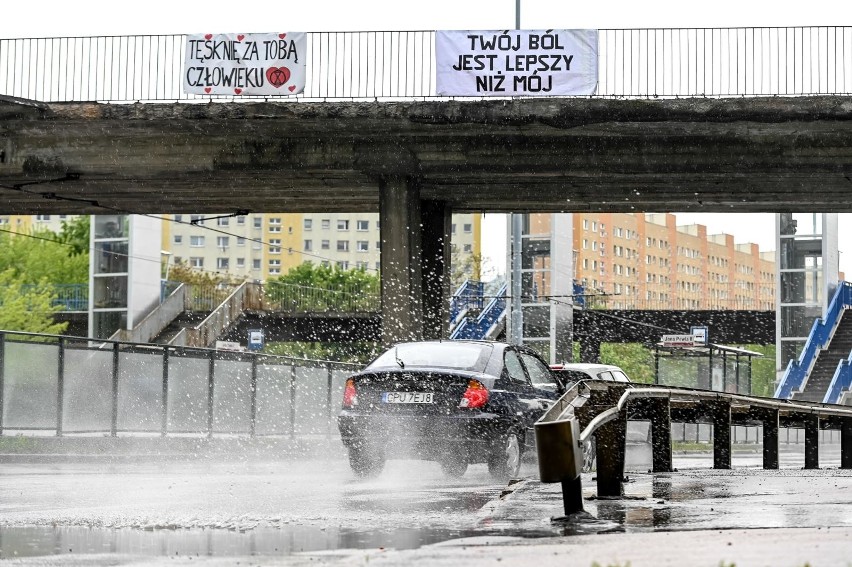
[368,342,492,373]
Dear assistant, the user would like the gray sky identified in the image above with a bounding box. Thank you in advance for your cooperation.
[2,1,848,277]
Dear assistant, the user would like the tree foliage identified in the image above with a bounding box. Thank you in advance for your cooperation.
[57,216,91,256]
[265,262,379,312]
[0,269,68,336]
[0,228,88,284]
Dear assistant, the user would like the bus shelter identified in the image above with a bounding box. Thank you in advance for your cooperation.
[652,343,762,395]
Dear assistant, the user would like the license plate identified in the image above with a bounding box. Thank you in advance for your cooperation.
[381,391,434,404]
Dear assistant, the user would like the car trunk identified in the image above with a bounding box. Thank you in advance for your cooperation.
[351,369,480,416]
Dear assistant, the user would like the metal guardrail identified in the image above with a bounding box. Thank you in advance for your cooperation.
[12,283,88,312]
[535,380,852,515]
[1,27,850,102]
[0,329,359,438]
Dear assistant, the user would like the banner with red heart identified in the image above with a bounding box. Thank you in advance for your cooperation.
[183,32,306,96]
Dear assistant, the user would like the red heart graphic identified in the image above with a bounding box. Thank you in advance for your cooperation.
[279,33,287,39]
[205,33,213,40]
[266,66,291,88]
[237,34,245,41]
[288,85,296,92]
[234,88,242,95]
[204,87,212,94]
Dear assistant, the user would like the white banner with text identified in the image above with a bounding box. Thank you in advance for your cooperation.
[184,32,306,96]
[436,29,598,96]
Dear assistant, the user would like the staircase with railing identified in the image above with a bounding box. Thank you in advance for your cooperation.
[775,281,852,404]
[450,283,508,340]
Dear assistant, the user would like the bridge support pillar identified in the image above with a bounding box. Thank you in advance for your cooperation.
[420,200,451,341]
[841,418,852,470]
[649,397,673,472]
[804,415,820,469]
[379,177,451,344]
[596,410,627,497]
[711,401,731,469]
[761,408,780,470]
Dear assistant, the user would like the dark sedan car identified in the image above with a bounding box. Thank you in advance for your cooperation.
[338,340,564,479]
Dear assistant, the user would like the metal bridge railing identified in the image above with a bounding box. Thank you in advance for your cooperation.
[1,27,850,102]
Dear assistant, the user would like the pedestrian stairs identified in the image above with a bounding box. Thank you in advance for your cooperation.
[776,281,852,404]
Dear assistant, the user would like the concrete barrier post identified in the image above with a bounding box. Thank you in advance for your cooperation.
[596,410,627,497]
[804,415,820,469]
[649,397,673,472]
[712,400,731,469]
[762,408,780,470]
[841,418,852,470]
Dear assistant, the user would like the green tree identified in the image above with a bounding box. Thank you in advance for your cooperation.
[0,228,88,284]
[0,270,68,336]
[57,216,91,257]
[265,262,379,312]
[600,342,656,384]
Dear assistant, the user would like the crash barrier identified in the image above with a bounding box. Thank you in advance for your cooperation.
[536,381,852,515]
[0,330,359,438]
[669,423,841,445]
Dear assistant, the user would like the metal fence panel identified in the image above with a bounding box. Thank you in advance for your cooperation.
[212,359,253,434]
[62,348,112,433]
[167,354,209,433]
[1,342,59,430]
[293,366,331,437]
[117,351,164,432]
[255,363,293,436]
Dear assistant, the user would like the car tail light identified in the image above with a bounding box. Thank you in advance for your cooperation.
[343,378,358,408]
[459,379,489,409]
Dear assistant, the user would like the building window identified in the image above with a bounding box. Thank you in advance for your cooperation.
[269,225,281,233]
[337,219,350,231]
[356,240,369,252]
[216,236,229,249]
[174,235,183,244]
[217,258,229,270]
[236,216,246,225]
[237,237,245,246]
[463,244,472,252]
[376,241,381,251]
[321,239,330,250]
[217,217,229,227]
[35,215,51,221]
[356,220,369,231]
[190,257,204,268]
[321,219,331,229]
[190,236,205,247]
[356,261,369,270]
[174,214,183,223]
[269,217,282,226]
[304,218,313,230]
[451,224,457,234]
[269,268,280,275]
[304,239,312,251]
[253,217,262,229]
[337,261,349,270]
[583,219,589,230]
[463,223,472,233]
[269,259,281,267]
[269,238,281,254]
[190,215,204,226]
[236,258,245,268]
[337,240,349,252]
[252,259,261,270]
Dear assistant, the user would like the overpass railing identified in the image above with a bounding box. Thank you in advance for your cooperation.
[1,27,850,102]
[775,281,852,399]
[450,279,484,327]
[0,329,359,438]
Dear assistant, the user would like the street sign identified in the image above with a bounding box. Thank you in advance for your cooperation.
[248,329,264,351]
[215,340,243,352]
[691,326,709,346]
[661,334,697,347]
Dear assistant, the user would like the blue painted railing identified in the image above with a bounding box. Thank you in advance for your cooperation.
[450,283,507,340]
[824,355,852,404]
[775,281,852,399]
[17,283,88,312]
[450,280,484,326]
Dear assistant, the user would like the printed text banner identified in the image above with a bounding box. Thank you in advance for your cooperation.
[184,32,306,96]
[436,30,598,97]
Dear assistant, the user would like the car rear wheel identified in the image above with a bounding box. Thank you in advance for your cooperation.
[348,444,385,478]
[488,430,522,481]
[439,455,468,478]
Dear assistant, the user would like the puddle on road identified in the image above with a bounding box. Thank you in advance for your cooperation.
[0,525,494,559]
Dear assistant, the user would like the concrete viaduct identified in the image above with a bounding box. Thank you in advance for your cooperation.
[1,95,851,344]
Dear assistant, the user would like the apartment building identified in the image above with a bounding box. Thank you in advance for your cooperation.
[163,212,481,281]
[573,212,776,310]
[0,214,76,235]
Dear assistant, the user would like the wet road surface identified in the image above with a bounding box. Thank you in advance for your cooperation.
[1,443,850,564]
